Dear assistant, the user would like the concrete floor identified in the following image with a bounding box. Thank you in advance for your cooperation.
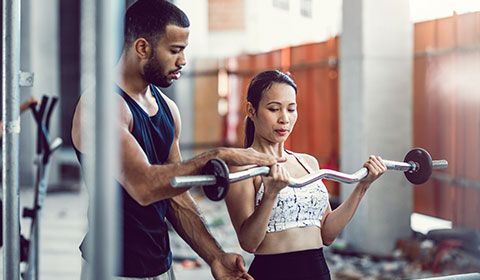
[0,187,217,279]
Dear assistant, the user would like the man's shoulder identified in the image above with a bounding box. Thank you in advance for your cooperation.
[152,85,177,108]
[75,90,133,126]
[151,85,180,121]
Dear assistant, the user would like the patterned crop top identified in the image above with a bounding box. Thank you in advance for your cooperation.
[255,150,330,233]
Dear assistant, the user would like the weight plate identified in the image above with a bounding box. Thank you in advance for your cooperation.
[404,148,433,185]
[202,159,230,201]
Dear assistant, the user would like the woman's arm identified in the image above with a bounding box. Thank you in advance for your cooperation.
[320,156,386,245]
[225,164,288,253]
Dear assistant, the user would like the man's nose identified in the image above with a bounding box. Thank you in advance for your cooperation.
[176,52,186,67]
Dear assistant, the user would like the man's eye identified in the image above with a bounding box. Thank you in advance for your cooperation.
[171,49,180,54]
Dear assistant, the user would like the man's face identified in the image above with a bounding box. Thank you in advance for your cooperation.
[143,24,189,88]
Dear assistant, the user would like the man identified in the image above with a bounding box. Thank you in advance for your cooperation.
[71,0,276,279]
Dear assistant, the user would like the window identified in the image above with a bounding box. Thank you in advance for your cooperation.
[273,0,289,10]
[300,0,313,17]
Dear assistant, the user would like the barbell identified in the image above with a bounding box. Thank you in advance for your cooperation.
[170,148,448,201]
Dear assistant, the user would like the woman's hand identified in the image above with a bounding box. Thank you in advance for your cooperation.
[360,155,387,185]
[262,163,290,197]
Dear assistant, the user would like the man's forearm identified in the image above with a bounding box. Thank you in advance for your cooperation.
[136,149,222,205]
[166,192,223,265]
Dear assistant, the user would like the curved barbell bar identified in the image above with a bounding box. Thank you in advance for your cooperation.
[170,159,448,189]
[170,148,448,201]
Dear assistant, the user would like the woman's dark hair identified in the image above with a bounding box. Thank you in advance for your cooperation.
[124,0,190,47]
[244,70,297,147]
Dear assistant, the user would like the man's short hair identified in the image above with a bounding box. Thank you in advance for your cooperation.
[124,0,190,47]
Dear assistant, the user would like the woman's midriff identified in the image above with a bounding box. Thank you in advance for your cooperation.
[254,226,324,255]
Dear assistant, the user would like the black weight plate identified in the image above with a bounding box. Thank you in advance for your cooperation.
[202,159,230,201]
[404,148,433,185]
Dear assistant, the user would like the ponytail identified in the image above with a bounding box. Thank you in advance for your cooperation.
[244,117,255,147]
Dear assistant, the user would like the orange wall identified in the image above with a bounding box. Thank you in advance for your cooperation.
[194,12,480,229]
[413,12,480,229]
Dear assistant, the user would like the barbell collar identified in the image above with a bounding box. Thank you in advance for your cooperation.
[432,160,448,169]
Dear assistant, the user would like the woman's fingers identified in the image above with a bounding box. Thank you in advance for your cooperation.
[265,164,290,188]
[364,155,386,178]
[279,166,289,182]
[371,155,386,172]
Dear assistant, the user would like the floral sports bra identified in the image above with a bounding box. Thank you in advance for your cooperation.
[255,150,330,233]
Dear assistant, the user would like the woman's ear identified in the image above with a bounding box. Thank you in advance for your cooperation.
[246,102,255,118]
[133,38,152,60]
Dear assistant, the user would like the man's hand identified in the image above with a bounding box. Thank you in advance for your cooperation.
[218,147,280,167]
[210,252,253,280]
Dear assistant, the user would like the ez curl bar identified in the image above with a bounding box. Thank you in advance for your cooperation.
[170,148,448,201]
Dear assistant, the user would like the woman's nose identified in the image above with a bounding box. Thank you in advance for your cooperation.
[278,111,289,124]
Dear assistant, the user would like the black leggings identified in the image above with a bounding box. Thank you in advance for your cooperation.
[248,248,331,280]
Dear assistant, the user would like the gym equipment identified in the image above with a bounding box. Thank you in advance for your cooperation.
[22,95,63,279]
[0,96,62,280]
[0,96,62,279]
[170,148,448,201]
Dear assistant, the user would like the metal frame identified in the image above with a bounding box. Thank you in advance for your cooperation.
[2,0,22,279]
[23,97,63,280]
[81,0,124,278]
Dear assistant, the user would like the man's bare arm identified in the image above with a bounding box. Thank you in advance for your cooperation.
[71,94,276,206]
[165,110,224,264]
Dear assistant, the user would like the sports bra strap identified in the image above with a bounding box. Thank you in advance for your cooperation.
[284,149,314,174]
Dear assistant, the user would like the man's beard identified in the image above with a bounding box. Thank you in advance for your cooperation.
[143,56,171,88]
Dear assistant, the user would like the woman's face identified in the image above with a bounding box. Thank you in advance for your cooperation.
[250,82,298,144]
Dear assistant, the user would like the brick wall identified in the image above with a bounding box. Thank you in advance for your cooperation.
[208,0,245,31]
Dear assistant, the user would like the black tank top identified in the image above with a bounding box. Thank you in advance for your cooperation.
[75,85,175,277]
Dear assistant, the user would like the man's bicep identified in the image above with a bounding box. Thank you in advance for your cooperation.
[166,99,182,163]
[118,125,151,185]
[71,97,86,152]
[167,138,182,163]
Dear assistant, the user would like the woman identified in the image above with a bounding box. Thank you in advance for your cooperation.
[225,70,387,280]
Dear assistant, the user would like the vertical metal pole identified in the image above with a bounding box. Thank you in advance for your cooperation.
[79,0,96,277]
[93,1,123,278]
[81,0,124,279]
[2,0,21,279]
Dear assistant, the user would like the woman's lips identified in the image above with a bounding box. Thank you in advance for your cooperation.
[274,129,289,136]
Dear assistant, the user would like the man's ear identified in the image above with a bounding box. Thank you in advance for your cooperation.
[246,102,255,118]
[133,38,152,59]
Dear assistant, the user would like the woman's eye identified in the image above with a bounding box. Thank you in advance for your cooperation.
[268,108,279,112]
[288,109,296,113]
